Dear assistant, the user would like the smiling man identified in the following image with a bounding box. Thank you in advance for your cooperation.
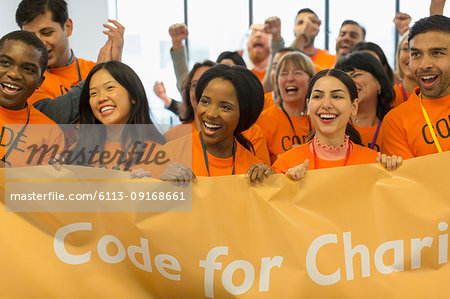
[382,15,450,158]
[0,30,64,167]
[247,24,271,84]
[15,0,124,108]
[335,20,365,62]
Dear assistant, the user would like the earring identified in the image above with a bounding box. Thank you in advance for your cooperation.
[377,89,381,95]
[354,116,360,124]
[131,100,136,104]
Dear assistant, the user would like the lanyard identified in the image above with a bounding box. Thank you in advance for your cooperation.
[99,141,135,170]
[369,120,382,150]
[312,139,351,169]
[419,93,443,153]
[280,105,312,139]
[1,105,31,166]
[58,57,82,95]
[199,132,236,176]
[350,118,382,150]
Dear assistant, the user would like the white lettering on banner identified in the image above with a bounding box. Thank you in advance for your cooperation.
[199,246,283,298]
[54,222,92,265]
[53,223,181,281]
[306,222,448,285]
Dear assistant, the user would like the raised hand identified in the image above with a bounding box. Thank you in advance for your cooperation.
[264,16,282,41]
[169,23,189,51]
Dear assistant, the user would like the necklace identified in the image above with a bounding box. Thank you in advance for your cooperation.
[280,105,312,142]
[312,139,351,169]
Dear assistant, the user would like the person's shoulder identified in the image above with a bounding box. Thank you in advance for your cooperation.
[29,105,58,125]
[236,142,263,164]
[352,142,378,158]
[76,58,96,68]
[385,90,420,120]
[278,142,311,160]
[317,48,335,57]
[260,104,281,119]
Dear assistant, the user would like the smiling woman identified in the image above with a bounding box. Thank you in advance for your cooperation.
[65,61,167,176]
[256,52,316,164]
[270,69,402,180]
[162,64,266,178]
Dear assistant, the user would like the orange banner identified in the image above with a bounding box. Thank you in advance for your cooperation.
[1,151,450,298]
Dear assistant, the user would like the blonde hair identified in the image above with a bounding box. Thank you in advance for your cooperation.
[395,31,409,80]
[274,52,316,105]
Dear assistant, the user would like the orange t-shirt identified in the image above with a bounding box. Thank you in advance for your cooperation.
[28,57,96,105]
[353,122,383,152]
[381,87,450,158]
[310,48,336,70]
[165,131,262,176]
[392,84,412,108]
[164,122,270,165]
[272,140,378,173]
[263,92,275,112]
[256,104,313,164]
[252,68,266,86]
[164,121,195,141]
[0,105,64,167]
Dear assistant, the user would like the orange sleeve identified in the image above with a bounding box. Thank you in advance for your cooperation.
[311,49,336,70]
[381,111,415,159]
[242,124,270,165]
[263,92,275,111]
[272,144,311,173]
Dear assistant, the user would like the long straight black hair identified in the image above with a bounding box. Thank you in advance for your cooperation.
[72,61,165,167]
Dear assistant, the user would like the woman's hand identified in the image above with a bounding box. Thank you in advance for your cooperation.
[246,164,275,186]
[130,168,152,179]
[160,162,197,186]
[377,153,403,171]
[48,154,66,171]
[285,159,309,181]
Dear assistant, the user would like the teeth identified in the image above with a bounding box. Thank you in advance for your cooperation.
[204,122,221,129]
[286,87,298,92]
[320,114,336,119]
[422,75,436,80]
[3,83,20,90]
[100,106,115,113]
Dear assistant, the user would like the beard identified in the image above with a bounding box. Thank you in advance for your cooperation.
[249,47,270,65]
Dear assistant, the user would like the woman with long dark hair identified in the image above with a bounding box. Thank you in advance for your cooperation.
[66,61,166,175]
[335,51,395,151]
[269,69,402,181]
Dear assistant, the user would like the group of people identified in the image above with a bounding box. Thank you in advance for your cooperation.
[1,0,449,187]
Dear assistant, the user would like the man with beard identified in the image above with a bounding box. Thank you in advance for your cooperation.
[382,15,450,158]
[335,20,365,62]
[246,23,271,84]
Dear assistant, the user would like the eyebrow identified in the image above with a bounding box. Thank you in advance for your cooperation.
[312,89,346,93]
[0,54,39,69]
[38,27,55,32]
[201,95,236,106]
[0,54,12,60]
[89,80,116,90]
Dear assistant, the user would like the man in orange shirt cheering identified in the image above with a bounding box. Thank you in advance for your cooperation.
[382,15,450,158]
